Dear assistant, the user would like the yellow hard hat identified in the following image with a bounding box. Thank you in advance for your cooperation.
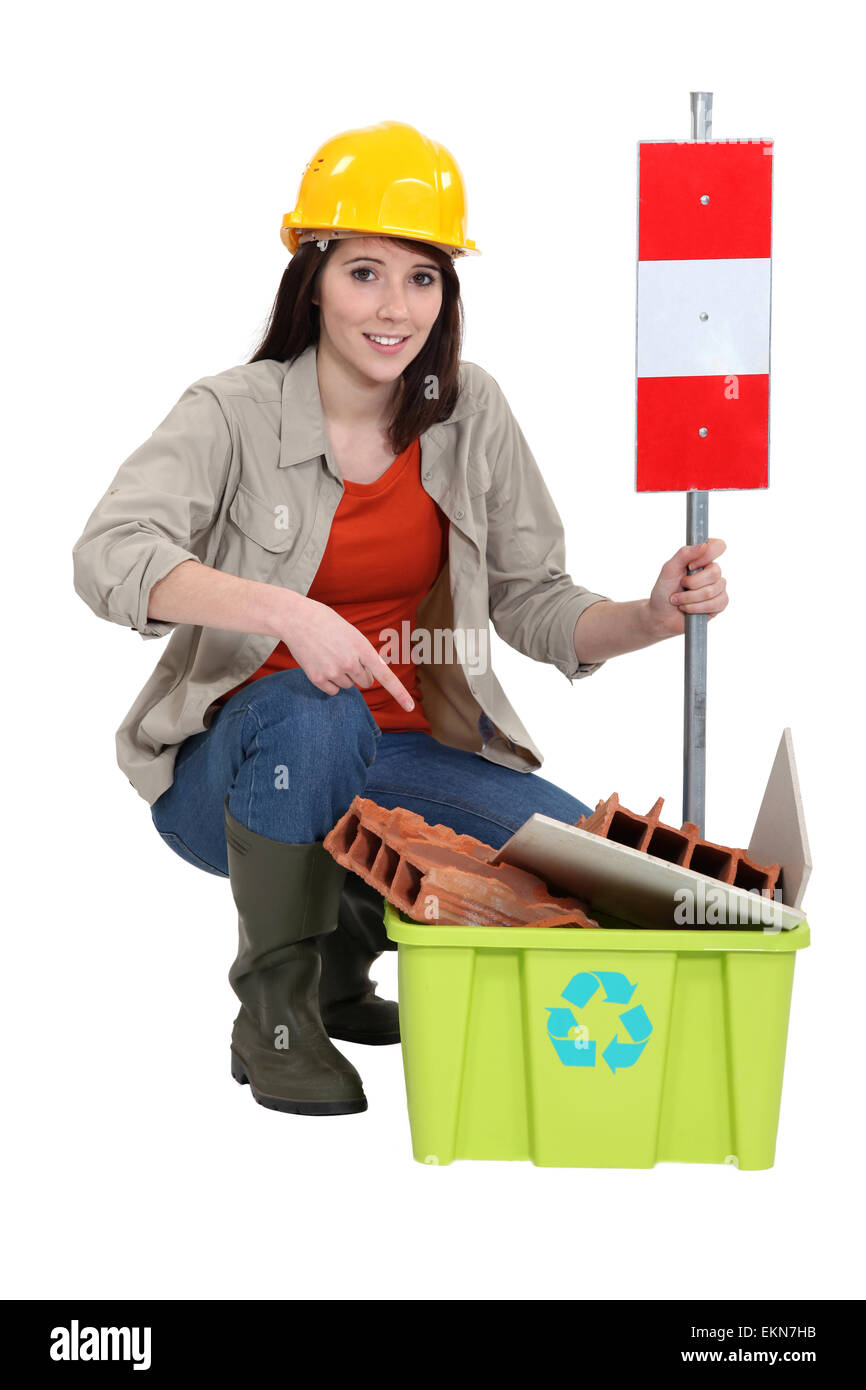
[281,120,480,259]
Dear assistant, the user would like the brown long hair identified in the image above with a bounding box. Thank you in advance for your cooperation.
[247,236,465,456]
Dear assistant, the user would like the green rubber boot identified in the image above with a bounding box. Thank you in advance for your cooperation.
[318,871,401,1046]
[224,798,367,1116]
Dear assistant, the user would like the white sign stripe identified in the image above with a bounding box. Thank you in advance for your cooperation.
[637,258,771,378]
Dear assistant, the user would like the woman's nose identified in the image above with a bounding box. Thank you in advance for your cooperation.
[378,282,408,319]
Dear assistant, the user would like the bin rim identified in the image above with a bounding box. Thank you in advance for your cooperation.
[382,899,810,952]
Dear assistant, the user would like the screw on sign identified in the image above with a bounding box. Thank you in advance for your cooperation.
[546,971,653,1074]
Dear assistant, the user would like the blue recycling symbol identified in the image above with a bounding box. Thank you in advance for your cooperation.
[546,971,653,1073]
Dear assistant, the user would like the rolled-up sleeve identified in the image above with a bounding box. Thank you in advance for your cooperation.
[481,372,612,682]
[71,381,233,639]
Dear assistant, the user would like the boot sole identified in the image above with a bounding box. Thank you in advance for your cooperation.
[231,1050,368,1116]
[324,1026,401,1046]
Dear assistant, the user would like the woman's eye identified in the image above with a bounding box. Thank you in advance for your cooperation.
[350,268,437,286]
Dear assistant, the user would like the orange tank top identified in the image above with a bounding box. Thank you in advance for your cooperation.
[212,437,449,732]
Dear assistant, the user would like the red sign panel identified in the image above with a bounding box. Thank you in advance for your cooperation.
[636,140,773,492]
[638,140,773,261]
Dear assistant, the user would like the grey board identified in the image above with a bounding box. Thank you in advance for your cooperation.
[747,728,811,911]
[489,729,809,932]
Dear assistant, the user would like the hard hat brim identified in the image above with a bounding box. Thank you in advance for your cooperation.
[282,225,481,258]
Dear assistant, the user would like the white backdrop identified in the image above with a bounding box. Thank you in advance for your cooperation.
[3,0,861,1303]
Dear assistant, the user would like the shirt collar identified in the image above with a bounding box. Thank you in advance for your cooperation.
[278,341,483,471]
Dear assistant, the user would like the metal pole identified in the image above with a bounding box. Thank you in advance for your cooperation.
[683,90,712,834]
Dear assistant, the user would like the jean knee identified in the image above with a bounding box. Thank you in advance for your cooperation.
[240,670,380,767]
[318,684,382,768]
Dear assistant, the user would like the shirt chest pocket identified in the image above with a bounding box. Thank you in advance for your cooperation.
[223,482,301,578]
[467,451,491,498]
[458,452,490,557]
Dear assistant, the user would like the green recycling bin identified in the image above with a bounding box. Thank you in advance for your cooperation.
[384,902,810,1170]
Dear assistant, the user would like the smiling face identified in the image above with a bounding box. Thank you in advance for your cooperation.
[312,235,445,385]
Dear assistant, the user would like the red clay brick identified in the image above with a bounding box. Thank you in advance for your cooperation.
[575,794,781,895]
[324,796,600,928]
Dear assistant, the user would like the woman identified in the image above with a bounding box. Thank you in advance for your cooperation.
[72,120,728,1120]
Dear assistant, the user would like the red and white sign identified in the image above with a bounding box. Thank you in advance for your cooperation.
[636,139,773,492]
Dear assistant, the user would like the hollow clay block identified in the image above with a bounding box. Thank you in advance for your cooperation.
[576,792,663,851]
[575,794,781,894]
[324,795,600,928]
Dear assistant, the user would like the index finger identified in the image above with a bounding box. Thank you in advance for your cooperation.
[367,650,415,712]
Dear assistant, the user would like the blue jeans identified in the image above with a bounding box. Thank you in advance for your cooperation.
[150,667,595,877]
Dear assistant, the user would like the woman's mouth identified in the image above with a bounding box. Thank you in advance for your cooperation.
[363,333,410,355]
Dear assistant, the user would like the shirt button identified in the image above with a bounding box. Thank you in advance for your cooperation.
[423,468,432,478]
[455,508,464,519]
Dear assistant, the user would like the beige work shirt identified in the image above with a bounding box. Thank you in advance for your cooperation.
[72,343,611,806]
